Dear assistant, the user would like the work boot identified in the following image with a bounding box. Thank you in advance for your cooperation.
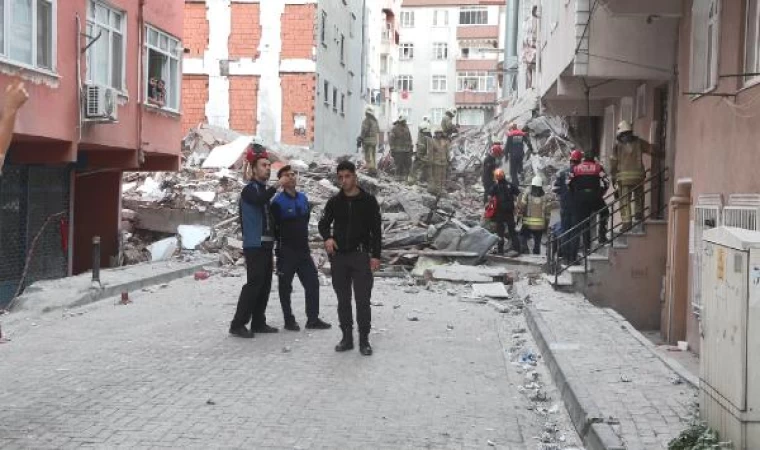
[359,332,373,356]
[497,240,505,255]
[252,323,279,334]
[284,319,300,332]
[305,318,332,330]
[229,325,254,339]
[335,327,354,352]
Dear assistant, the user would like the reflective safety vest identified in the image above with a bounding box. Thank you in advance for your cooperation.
[522,193,548,230]
[611,137,649,184]
[427,136,450,166]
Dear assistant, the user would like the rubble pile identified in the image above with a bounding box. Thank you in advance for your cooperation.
[121,126,507,270]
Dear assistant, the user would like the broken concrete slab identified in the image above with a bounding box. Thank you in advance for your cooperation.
[411,256,447,278]
[124,201,224,234]
[148,237,178,262]
[472,282,510,299]
[178,225,212,250]
[202,136,251,169]
[488,300,511,313]
[428,264,510,283]
[455,226,499,265]
[192,191,217,203]
[397,193,429,223]
[383,229,428,249]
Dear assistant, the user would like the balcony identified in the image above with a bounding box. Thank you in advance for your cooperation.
[599,0,682,16]
[455,91,497,106]
[457,26,499,40]
[456,59,497,71]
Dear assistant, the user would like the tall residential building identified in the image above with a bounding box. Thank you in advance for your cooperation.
[0,0,185,307]
[397,0,506,136]
[182,0,366,155]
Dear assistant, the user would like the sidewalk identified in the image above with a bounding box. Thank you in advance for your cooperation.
[520,280,698,450]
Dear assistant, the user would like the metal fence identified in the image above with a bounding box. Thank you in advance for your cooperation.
[0,165,71,308]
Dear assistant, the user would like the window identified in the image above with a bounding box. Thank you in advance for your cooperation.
[400,10,414,28]
[397,75,413,92]
[689,0,721,93]
[432,43,448,60]
[458,109,485,126]
[294,114,307,136]
[460,43,492,59]
[323,80,329,106]
[145,26,181,111]
[431,108,446,125]
[456,71,495,92]
[0,0,55,71]
[320,11,327,46]
[431,75,447,92]
[332,87,338,112]
[635,84,647,118]
[399,108,411,120]
[459,7,488,25]
[87,1,124,90]
[745,0,760,86]
[340,34,345,65]
[433,10,448,26]
[380,55,389,74]
[399,43,413,60]
[340,93,345,116]
[350,12,356,38]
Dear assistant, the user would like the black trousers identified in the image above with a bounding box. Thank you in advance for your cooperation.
[330,252,373,334]
[495,213,520,253]
[231,246,273,329]
[520,228,544,255]
[483,180,494,204]
[277,246,320,322]
[570,194,598,257]
[510,151,524,186]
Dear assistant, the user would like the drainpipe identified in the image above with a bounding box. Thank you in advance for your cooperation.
[504,0,519,98]
[534,3,542,115]
[137,0,146,166]
[360,0,367,100]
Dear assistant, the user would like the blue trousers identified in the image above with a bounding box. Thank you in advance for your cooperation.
[277,246,320,322]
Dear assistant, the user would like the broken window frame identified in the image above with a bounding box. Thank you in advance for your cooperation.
[744,0,760,87]
[430,75,447,93]
[432,42,448,60]
[86,0,125,92]
[459,7,488,26]
[293,113,307,136]
[396,75,413,92]
[399,43,413,60]
[400,10,414,28]
[0,0,56,73]
[144,25,181,112]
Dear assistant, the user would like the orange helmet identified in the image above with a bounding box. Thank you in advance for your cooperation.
[493,168,506,181]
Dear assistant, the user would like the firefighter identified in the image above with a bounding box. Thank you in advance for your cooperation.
[409,118,432,184]
[517,176,551,255]
[441,108,458,138]
[568,152,610,260]
[389,115,413,181]
[506,123,533,187]
[609,120,654,230]
[426,126,450,196]
[358,106,380,174]
[552,150,583,258]
[488,168,521,256]
[482,140,504,204]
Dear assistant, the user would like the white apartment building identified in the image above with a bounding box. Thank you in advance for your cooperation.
[398,0,506,138]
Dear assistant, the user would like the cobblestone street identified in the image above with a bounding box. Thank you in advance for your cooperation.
[0,270,580,449]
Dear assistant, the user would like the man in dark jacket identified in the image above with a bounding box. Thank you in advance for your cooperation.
[488,168,521,256]
[568,152,610,260]
[506,123,533,186]
[318,161,382,356]
[482,141,504,204]
[229,142,280,338]
[271,165,332,332]
[552,150,583,259]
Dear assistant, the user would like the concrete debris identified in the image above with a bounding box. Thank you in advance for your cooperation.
[472,283,510,299]
[178,225,212,250]
[148,237,178,262]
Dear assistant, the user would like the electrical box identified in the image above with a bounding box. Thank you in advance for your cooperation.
[701,226,760,449]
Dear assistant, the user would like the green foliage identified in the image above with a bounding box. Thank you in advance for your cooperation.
[668,422,732,450]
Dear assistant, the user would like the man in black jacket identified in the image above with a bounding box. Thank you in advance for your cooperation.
[318,161,382,356]
[488,168,521,256]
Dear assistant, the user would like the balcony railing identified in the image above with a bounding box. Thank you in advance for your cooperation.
[455,91,497,105]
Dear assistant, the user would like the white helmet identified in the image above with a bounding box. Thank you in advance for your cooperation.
[418,122,431,132]
[397,114,407,123]
[251,135,264,146]
[531,176,543,187]
[365,105,375,115]
[448,108,457,115]
[617,120,632,134]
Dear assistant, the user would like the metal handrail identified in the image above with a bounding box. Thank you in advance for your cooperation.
[548,167,669,284]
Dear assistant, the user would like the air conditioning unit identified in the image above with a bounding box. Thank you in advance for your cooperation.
[83,83,118,122]
[700,226,760,449]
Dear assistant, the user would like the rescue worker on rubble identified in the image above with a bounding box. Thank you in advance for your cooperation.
[389,115,413,181]
[568,152,610,261]
[441,108,459,139]
[409,117,432,184]
[609,120,654,230]
[358,106,380,174]
[426,126,450,196]
[482,140,504,204]
[506,123,533,187]
[552,150,583,258]
[517,176,551,255]
[488,168,521,256]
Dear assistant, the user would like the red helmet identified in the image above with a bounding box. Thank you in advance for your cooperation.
[491,143,504,157]
[245,143,270,164]
[569,149,583,162]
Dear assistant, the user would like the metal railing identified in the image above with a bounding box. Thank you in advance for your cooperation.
[547,167,670,285]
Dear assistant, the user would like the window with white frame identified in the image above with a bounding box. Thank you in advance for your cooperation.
[320,11,327,45]
[690,0,721,93]
[399,107,411,120]
[456,71,495,92]
[430,108,446,125]
[431,75,447,92]
[1,0,56,71]
[399,43,413,60]
[459,7,488,25]
[145,26,181,111]
[340,93,345,116]
[400,10,414,28]
[744,0,760,85]
[432,43,448,60]
[87,1,125,91]
[458,109,485,126]
[397,75,413,92]
[323,80,329,105]
[433,10,448,26]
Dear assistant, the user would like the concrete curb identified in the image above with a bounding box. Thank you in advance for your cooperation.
[601,308,699,388]
[524,304,626,450]
[41,260,218,313]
